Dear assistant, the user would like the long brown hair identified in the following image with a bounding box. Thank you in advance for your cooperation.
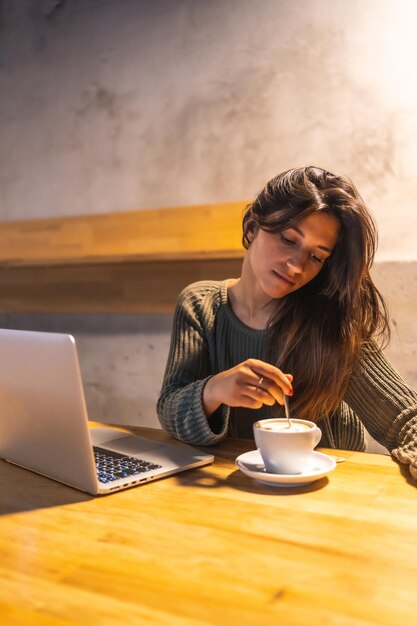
[242,166,390,421]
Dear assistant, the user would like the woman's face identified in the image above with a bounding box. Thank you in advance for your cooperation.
[247,212,340,299]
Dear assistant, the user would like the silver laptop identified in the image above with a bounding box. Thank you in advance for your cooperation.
[0,329,214,495]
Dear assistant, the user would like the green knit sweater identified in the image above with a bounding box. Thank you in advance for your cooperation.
[157,280,417,475]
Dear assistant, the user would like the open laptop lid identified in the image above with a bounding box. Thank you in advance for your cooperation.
[0,329,103,494]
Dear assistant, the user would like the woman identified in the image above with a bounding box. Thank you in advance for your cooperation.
[157,166,417,479]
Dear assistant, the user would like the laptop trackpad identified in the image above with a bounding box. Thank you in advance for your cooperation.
[100,435,164,455]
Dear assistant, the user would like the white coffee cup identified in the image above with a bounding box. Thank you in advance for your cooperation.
[253,418,322,475]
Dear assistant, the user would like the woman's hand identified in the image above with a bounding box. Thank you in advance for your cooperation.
[202,358,293,417]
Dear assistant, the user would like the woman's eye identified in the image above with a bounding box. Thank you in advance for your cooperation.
[280,233,296,245]
[311,254,325,265]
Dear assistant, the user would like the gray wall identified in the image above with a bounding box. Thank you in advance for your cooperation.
[0,1,416,443]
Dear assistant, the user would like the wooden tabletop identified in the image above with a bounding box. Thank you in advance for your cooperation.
[1,425,417,625]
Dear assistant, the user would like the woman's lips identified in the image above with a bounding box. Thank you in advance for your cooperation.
[272,270,296,286]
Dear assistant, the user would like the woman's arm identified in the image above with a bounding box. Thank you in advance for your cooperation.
[157,283,294,445]
[344,343,417,479]
[157,285,230,446]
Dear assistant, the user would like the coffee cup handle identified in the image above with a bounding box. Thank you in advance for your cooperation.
[314,426,322,448]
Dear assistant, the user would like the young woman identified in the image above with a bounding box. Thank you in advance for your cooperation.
[157,166,417,479]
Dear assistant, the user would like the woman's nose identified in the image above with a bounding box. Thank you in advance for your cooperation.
[286,251,308,274]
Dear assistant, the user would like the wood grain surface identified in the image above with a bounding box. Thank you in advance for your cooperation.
[1,425,417,625]
[0,202,246,267]
[0,258,242,313]
[0,203,246,312]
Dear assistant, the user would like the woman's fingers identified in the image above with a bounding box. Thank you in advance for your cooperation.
[254,376,285,405]
[240,394,264,409]
[238,376,282,408]
[247,358,293,392]
[245,359,293,405]
[207,359,294,412]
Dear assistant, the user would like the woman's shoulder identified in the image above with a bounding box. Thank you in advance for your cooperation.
[177,280,225,307]
[175,280,229,322]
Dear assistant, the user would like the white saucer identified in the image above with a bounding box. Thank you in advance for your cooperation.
[235,449,336,487]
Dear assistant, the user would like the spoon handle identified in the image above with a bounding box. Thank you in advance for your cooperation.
[284,395,293,428]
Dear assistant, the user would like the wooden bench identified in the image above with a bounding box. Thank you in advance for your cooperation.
[0,202,247,312]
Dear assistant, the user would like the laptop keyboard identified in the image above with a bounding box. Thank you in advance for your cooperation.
[93,446,162,483]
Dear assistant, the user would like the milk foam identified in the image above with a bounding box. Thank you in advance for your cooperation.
[260,421,311,433]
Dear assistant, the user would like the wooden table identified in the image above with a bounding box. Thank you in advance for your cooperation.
[1,425,417,625]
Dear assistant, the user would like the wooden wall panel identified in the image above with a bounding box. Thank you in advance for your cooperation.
[0,202,247,267]
[0,202,247,311]
[0,259,243,313]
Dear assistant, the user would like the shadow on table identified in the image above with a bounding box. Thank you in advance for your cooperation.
[0,461,92,515]
[173,465,329,495]
[225,469,329,494]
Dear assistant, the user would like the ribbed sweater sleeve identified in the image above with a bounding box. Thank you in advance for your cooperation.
[344,343,417,478]
[157,283,229,445]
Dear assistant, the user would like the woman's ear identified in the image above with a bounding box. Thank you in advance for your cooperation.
[245,220,257,244]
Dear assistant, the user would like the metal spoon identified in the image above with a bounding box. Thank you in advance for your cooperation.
[283,394,293,429]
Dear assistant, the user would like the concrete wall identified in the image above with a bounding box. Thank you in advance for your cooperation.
[0,0,416,447]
